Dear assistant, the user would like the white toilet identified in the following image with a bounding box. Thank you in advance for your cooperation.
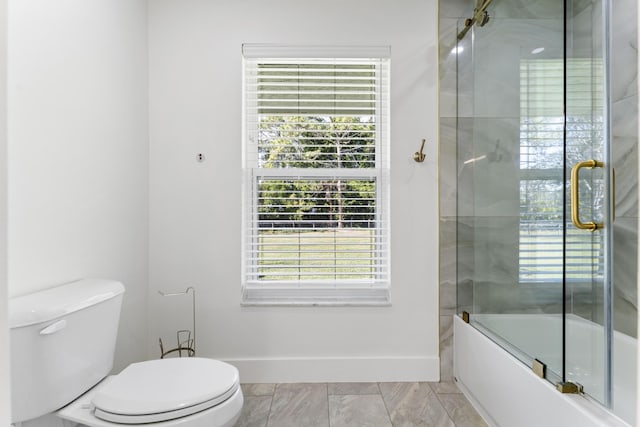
[9,279,243,427]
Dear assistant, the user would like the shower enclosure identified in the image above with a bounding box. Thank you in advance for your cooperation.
[454,0,637,425]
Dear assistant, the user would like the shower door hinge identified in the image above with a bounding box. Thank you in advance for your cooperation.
[556,381,584,394]
[532,359,546,379]
[461,311,470,323]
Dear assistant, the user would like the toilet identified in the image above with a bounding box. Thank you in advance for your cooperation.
[9,279,243,427]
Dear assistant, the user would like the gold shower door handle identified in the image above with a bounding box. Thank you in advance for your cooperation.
[571,159,604,231]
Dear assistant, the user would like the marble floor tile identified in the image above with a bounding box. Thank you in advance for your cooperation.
[328,394,392,427]
[379,382,455,427]
[438,394,489,427]
[234,382,486,427]
[267,383,329,427]
[429,381,462,395]
[328,382,381,395]
[236,396,273,427]
[242,383,277,396]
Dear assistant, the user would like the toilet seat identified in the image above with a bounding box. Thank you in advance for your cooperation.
[88,358,239,425]
[57,375,243,427]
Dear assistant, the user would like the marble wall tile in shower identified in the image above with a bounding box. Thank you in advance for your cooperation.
[379,382,455,427]
[610,0,638,339]
[440,19,461,119]
[611,0,638,102]
[612,95,639,218]
[612,138,638,218]
[568,280,603,326]
[571,0,597,16]
[440,217,457,316]
[267,383,329,427]
[445,116,521,218]
[465,118,520,217]
[456,32,475,119]
[456,278,474,317]
[440,0,472,19]
[568,13,591,56]
[613,217,639,337]
[456,118,476,217]
[440,117,457,216]
[570,0,611,60]
[439,216,458,381]
[471,18,563,119]
[468,117,520,155]
[612,95,638,145]
[439,0,468,384]
[468,215,521,290]
[474,281,564,315]
[456,216,475,314]
[440,315,454,381]
[488,0,562,19]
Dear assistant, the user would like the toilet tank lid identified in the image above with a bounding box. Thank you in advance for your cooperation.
[9,279,125,328]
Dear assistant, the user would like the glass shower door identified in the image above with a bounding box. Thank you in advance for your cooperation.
[455,0,567,385]
[455,0,613,408]
[563,0,612,406]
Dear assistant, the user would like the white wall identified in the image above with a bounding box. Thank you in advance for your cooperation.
[148,0,440,382]
[7,0,149,377]
[0,0,8,423]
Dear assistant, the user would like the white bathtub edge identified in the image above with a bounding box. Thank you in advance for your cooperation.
[453,376,499,427]
[454,315,631,427]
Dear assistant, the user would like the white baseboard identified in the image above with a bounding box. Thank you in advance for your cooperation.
[225,356,440,383]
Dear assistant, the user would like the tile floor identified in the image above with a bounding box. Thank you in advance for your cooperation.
[237,381,488,427]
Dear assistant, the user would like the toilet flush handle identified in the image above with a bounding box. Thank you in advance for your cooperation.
[40,319,67,335]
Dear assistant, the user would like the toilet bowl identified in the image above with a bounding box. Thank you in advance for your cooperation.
[58,358,243,427]
[9,279,244,427]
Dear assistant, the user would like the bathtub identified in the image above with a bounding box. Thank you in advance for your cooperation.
[454,314,637,427]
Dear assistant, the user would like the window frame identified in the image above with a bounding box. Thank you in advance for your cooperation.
[241,45,391,306]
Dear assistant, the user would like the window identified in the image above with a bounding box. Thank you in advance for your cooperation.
[242,45,390,305]
[519,57,604,283]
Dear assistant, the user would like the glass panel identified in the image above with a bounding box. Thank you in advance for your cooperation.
[606,0,639,424]
[564,0,611,407]
[455,0,634,422]
[455,0,566,385]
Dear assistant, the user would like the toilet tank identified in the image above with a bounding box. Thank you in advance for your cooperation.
[9,279,125,423]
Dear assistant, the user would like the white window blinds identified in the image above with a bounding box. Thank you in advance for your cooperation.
[242,46,390,305]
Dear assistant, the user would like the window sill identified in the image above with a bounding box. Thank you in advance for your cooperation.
[241,286,390,307]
